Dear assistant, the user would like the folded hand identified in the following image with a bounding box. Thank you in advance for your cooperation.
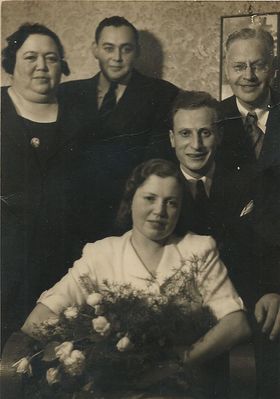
[255,293,280,340]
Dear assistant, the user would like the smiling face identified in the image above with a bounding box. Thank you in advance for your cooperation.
[12,34,62,101]
[225,38,274,109]
[170,107,222,178]
[93,25,139,83]
[131,175,182,244]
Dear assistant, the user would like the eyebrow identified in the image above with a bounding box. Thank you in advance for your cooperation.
[23,51,59,55]
[177,125,213,132]
[142,191,179,198]
[102,42,134,47]
[232,59,265,63]
[230,57,266,63]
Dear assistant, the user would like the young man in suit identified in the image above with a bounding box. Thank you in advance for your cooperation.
[59,16,178,242]
[169,91,251,242]
[59,16,178,148]
[219,27,280,173]
[169,90,280,398]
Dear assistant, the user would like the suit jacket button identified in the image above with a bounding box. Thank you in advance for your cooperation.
[30,137,40,148]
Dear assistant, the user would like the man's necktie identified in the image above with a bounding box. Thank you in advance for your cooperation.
[99,82,117,118]
[245,112,264,159]
[195,180,209,208]
[192,180,211,235]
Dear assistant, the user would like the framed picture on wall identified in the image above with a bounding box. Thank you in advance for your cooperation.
[220,12,280,100]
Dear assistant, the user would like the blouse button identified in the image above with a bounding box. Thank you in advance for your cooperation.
[30,137,40,148]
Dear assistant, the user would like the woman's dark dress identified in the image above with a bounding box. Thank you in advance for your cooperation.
[1,87,88,346]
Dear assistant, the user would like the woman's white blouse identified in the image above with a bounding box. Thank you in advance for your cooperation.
[38,231,244,320]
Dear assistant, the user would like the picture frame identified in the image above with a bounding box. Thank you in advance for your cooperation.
[220,12,280,100]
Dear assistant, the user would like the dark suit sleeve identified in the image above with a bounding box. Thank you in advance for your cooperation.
[144,80,179,160]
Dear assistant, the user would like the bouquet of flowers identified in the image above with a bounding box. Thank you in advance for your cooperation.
[13,258,217,398]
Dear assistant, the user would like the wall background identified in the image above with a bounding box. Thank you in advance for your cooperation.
[1,1,279,99]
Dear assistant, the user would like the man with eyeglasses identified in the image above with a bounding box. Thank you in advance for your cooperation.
[218,28,280,399]
[218,27,280,172]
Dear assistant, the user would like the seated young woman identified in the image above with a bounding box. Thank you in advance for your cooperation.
[22,159,251,397]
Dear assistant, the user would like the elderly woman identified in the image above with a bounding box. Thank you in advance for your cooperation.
[22,159,250,398]
[1,23,85,346]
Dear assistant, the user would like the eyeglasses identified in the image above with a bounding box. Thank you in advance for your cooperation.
[231,61,271,73]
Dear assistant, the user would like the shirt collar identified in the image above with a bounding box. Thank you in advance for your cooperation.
[98,72,130,91]
[236,91,271,132]
[180,163,215,197]
[97,73,129,104]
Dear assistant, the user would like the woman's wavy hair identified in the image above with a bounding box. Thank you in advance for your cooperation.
[2,23,70,76]
[115,158,186,232]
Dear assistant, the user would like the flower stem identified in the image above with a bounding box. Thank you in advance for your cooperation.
[30,349,44,360]
[74,336,92,343]
[80,313,92,319]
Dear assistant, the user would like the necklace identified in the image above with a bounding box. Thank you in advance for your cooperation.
[130,237,158,280]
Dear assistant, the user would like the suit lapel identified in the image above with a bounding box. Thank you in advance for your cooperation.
[44,99,84,162]
[106,70,150,131]
[224,96,257,162]
[210,166,256,221]
[88,74,99,116]
[222,92,280,169]
[258,91,280,168]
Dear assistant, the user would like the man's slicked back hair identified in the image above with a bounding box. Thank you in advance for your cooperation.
[171,90,224,128]
[95,16,139,45]
[225,27,274,58]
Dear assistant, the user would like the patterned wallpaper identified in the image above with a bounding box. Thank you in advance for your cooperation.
[1,1,279,99]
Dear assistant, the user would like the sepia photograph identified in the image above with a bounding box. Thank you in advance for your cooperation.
[1,1,280,399]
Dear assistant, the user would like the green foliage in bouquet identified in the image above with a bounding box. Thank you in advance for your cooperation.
[13,257,217,398]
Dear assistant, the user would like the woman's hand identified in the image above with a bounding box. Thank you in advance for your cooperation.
[172,345,190,365]
[21,303,57,338]
[174,311,251,367]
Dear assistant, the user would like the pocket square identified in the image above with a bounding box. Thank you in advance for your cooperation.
[240,200,254,217]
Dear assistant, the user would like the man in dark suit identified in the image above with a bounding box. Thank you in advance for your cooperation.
[219,28,280,397]
[169,91,252,244]
[169,90,280,398]
[59,16,179,241]
[60,16,178,142]
[219,27,280,173]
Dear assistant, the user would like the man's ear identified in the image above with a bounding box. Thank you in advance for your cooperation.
[224,54,230,81]
[92,41,99,59]
[169,130,175,148]
[270,56,277,79]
